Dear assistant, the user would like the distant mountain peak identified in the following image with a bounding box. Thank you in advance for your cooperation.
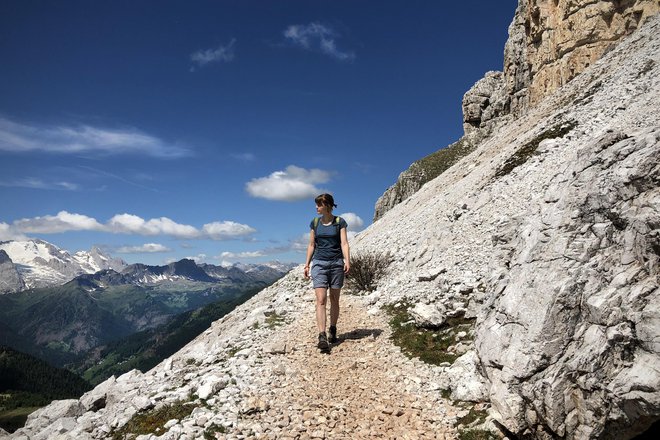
[0,239,126,292]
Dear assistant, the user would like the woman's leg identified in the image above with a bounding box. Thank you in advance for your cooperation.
[315,287,328,333]
[329,288,341,327]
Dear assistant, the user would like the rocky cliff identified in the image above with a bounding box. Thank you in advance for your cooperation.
[374,0,660,221]
[363,12,660,438]
[8,7,660,440]
[0,250,24,294]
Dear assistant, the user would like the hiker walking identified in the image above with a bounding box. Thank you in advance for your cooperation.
[304,193,350,352]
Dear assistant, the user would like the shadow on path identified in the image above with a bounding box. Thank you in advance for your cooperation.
[337,328,383,343]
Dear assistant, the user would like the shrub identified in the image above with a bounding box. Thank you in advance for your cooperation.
[347,252,392,292]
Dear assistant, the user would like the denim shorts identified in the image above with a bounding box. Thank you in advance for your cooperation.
[311,258,345,289]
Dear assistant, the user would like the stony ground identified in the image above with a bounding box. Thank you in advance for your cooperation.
[227,294,461,440]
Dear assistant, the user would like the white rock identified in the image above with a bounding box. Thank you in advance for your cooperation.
[409,303,446,328]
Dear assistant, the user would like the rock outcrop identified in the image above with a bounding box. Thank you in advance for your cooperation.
[373,137,477,221]
[0,250,24,294]
[375,0,660,221]
[505,0,660,116]
[9,6,660,440]
[363,13,660,438]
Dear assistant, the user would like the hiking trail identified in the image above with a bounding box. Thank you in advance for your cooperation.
[228,294,462,439]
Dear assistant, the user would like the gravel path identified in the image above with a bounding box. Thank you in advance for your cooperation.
[229,294,460,439]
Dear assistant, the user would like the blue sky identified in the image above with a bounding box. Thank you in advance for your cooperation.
[0,0,516,265]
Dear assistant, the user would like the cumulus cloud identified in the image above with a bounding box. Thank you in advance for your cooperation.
[5,211,256,241]
[338,212,365,231]
[284,22,355,61]
[290,233,310,252]
[203,221,256,240]
[190,38,236,70]
[219,250,266,259]
[246,165,331,201]
[116,243,172,254]
[107,214,200,238]
[13,211,105,234]
[185,254,208,263]
[0,222,28,241]
[0,117,190,158]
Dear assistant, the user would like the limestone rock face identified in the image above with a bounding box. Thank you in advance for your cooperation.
[373,137,477,221]
[506,0,660,116]
[373,164,428,222]
[376,0,660,221]
[462,71,508,136]
[363,14,660,438]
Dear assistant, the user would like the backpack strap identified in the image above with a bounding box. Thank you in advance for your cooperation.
[334,216,342,235]
[313,216,343,236]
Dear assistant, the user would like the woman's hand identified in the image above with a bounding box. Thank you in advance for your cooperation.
[344,261,350,274]
[304,265,310,279]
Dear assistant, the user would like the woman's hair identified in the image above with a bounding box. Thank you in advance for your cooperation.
[315,193,337,209]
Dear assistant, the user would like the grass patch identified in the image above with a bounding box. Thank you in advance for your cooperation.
[414,137,476,183]
[384,302,474,365]
[458,429,499,440]
[226,345,243,358]
[204,423,228,439]
[110,400,197,440]
[374,137,477,221]
[494,120,577,178]
[456,405,496,440]
[264,312,286,329]
[457,407,489,426]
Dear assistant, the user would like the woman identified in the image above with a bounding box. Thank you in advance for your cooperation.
[304,193,350,352]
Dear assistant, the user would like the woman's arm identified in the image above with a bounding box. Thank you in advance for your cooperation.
[340,227,350,274]
[304,229,315,278]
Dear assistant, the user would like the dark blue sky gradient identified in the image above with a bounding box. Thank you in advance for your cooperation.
[0,1,517,264]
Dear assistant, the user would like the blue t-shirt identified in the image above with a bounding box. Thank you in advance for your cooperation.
[310,216,348,261]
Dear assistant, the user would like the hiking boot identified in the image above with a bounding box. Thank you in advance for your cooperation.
[317,332,330,352]
[329,325,338,343]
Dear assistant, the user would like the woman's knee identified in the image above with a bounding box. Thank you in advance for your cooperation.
[315,289,328,305]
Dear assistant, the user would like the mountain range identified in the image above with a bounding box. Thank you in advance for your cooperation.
[0,240,126,292]
[0,238,294,293]
[0,239,295,367]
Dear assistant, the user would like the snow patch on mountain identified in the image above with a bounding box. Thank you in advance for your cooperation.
[0,239,127,291]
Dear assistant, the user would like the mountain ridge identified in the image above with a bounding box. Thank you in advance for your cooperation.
[374,0,660,221]
[0,239,127,292]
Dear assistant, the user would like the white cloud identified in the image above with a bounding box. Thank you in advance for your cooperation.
[338,212,365,231]
[284,22,355,61]
[246,165,331,201]
[116,243,172,254]
[290,233,311,252]
[107,214,200,238]
[191,38,236,69]
[0,222,28,241]
[13,211,105,234]
[202,221,256,240]
[185,254,208,263]
[219,250,266,259]
[0,117,190,158]
[5,211,256,241]
[0,178,79,191]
